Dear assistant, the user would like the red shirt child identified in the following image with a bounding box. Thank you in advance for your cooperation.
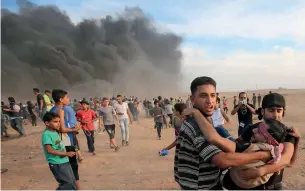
[76,106,97,131]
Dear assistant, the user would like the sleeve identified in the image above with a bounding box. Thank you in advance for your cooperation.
[240,125,254,142]
[191,133,222,162]
[284,135,296,144]
[37,94,43,101]
[42,133,52,145]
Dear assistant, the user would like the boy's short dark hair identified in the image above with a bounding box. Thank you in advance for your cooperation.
[43,112,60,122]
[265,118,287,143]
[45,90,51,93]
[174,103,187,114]
[102,97,109,101]
[190,76,216,95]
[52,89,68,102]
[117,95,122,98]
[154,100,159,105]
[33,88,39,93]
[8,97,15,103]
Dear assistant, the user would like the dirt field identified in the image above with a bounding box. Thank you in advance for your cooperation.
[1,89,305,190]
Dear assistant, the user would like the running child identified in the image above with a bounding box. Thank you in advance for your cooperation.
[76,100,97,155]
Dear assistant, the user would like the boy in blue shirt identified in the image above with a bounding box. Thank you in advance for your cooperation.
[42,112,76,190]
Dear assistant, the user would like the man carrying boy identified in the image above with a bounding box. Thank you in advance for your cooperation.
[42,112,76,190]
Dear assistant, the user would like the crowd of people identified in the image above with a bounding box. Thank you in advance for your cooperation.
[0,77,301,190]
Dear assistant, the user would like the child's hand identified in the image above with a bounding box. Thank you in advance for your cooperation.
[66,152,76,157]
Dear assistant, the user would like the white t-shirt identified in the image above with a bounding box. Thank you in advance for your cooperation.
[165,104,173,115]
[114,102,129,120]
[13,105,21,112]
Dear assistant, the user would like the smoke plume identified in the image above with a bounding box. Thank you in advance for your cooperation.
[1,0,183,100]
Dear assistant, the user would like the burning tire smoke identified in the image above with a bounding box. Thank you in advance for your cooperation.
[1,0,183,100]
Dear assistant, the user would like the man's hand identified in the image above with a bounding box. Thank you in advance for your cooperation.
[66,151,76,157]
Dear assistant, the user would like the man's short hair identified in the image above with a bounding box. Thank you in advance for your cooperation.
[45,90,51,93]
[43,112,60,122]
[239,92,247,98]
[102,97,109,101]
[117,95,122,98]
[33,88,39,93]
[52,89,68,102]
[190,76,216,95]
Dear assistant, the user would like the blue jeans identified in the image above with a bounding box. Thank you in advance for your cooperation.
[119,118,129,141]
[215,126,235,141]
[133,113,138,121]
[10,118,25,136]
[39,108,47,120]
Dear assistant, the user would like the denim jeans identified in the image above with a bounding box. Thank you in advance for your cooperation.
[39,108,47,120]
[119,118,129,141]
[155,122,163,138]
[215,126,235,141]
[10,118,25,136]
[83,130,95,152]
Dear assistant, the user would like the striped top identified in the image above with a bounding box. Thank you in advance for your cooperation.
[174,117,222,190]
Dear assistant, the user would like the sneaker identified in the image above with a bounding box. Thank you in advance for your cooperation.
[122,140,125,146]
[114,146,119,152]
[125,141,129,146]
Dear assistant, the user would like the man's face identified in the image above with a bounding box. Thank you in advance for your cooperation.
[190,84,216,116]
[155,103,159,108]
[262,107,284,121]
[239,93,247,101]
[102,99,109,107]
[117,96,122,103]
[46,92,51,96]
[33,91,37,95]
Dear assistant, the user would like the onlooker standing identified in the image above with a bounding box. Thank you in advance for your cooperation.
[33,88,46,119]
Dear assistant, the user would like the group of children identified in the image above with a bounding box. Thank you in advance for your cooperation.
[41,89,134,190]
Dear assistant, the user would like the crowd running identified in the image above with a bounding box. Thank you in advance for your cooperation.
[1,77,301,190]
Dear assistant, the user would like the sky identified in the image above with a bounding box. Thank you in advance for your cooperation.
[2,0,305,92]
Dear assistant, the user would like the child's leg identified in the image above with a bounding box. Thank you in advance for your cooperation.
[49,163,76,190]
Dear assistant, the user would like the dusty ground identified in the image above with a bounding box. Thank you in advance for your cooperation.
[1,89,305,190]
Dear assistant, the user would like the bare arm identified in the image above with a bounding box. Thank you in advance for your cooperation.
[246,104,256,114]
[231,104,240,115]
[191,109,236,152]
[240,142,294,179]
[220,109,231,128]
[287,128,301,167]
[163,140,177,151]
[212,151,271,169]
[57,109,77,133]
[127,108,133,124]
[45,145,75,157]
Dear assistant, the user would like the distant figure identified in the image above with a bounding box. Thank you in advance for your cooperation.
[222,96,228,114]
[252,93,257,108]
[216,93,221,104]
[257,94,262,107]
[269,91,272,94]
[233,96,237,107]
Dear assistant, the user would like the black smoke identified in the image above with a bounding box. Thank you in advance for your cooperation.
[1,0,183,100]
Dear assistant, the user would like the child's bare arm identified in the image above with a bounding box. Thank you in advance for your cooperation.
[45,145,75,157]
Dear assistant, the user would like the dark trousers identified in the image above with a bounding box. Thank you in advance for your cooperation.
[30,114,37,126]
[10,118,25,135]
[155,122,162,138]
[84,130,95,152]
[49,162,76,190]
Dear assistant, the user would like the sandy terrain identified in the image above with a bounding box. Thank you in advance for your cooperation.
[1,89,305,190]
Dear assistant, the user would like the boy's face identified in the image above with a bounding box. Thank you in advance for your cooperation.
[82,103,89,110]
[45,117,60,130]
[60,94,70,106]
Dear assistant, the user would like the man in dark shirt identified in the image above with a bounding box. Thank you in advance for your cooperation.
[33,88,46,119]
[231,92,256,136]
[258,94,262,107]
[236,93,299,190]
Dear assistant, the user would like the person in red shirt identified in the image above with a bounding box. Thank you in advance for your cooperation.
[76,100,97,155]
